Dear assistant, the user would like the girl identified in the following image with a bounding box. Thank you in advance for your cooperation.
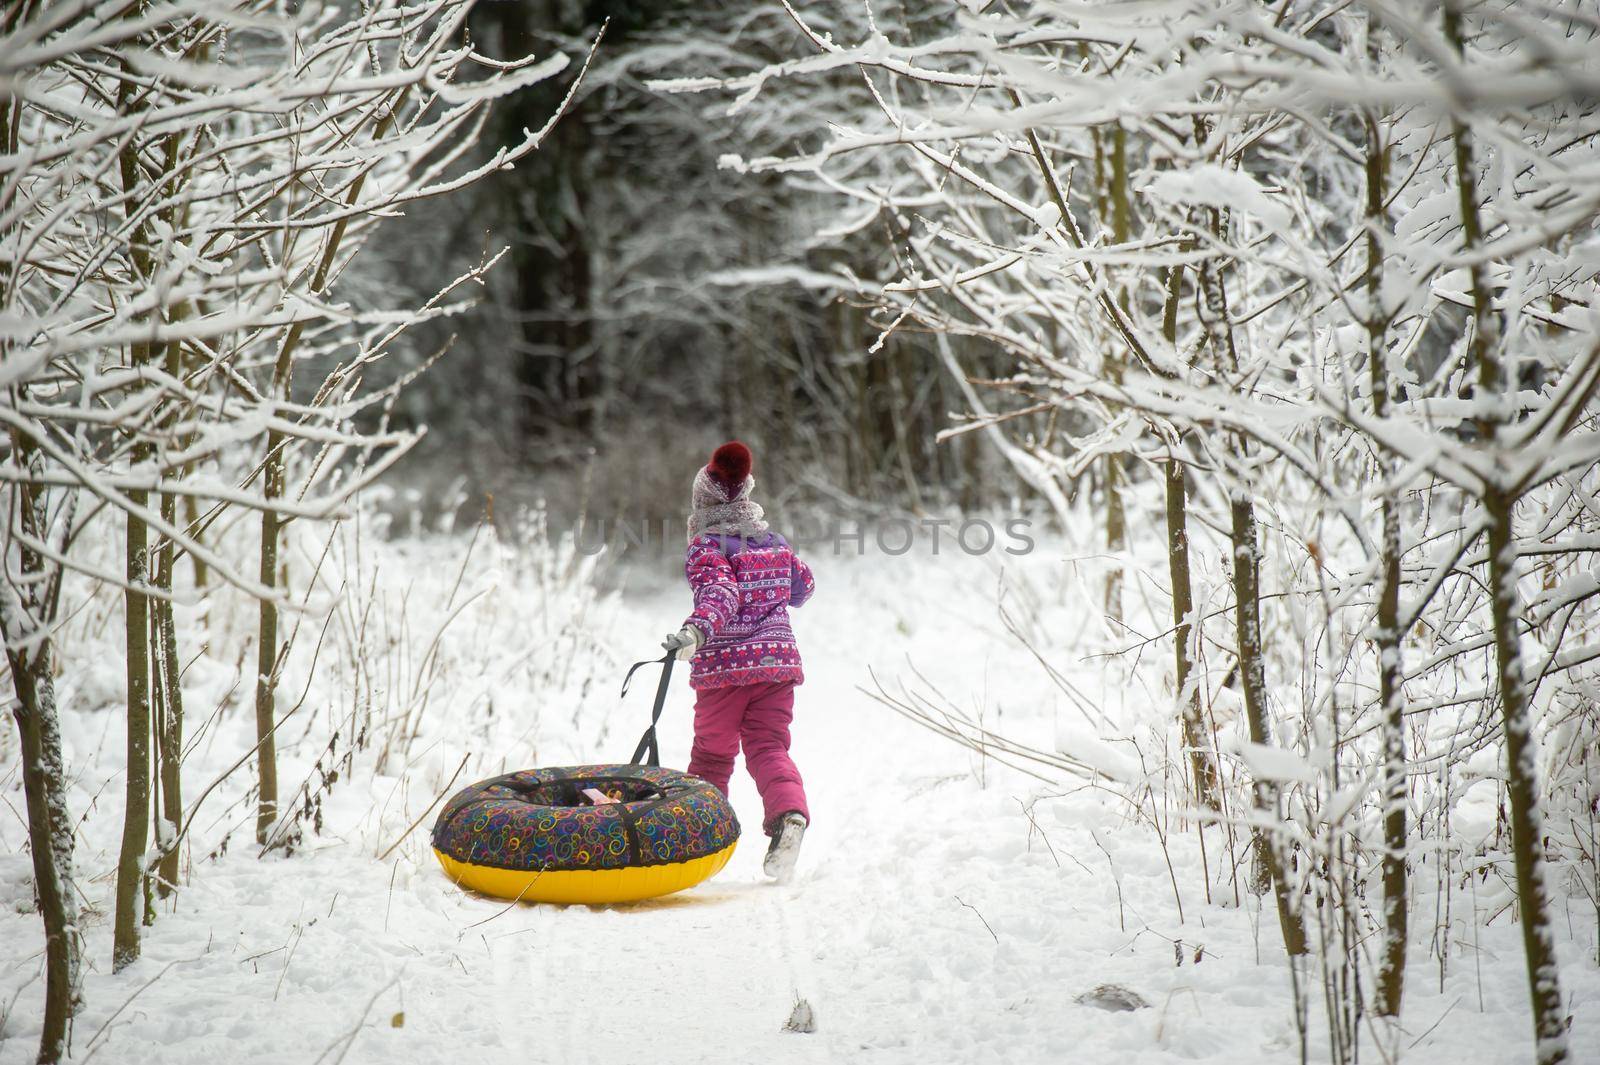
[664,441,815,882]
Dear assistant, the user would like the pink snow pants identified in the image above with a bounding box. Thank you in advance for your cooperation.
[687,681,808,835]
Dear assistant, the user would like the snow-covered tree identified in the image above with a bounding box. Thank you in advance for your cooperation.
[1,1,588,1056]
[672,3,1600,1060]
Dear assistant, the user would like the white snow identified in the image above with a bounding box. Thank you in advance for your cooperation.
[1230,740,1318,785]
[1142,165,1292,233]
[1,519,1596,1064]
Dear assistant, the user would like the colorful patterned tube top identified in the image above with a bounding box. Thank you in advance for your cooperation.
[431,764,740,904]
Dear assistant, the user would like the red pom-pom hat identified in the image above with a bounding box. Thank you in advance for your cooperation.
[707,441,753,491]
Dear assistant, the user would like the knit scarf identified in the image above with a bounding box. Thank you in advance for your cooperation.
[687,466,769,542]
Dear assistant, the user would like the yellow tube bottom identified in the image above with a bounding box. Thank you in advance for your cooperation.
[434,841,737,905]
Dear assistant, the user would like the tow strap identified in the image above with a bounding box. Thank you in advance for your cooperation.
[620,648,676,767]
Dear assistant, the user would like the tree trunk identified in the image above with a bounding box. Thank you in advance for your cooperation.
[1364,89,1409,1020]
[255,451,283,845]
[152,156,198,869]
[115,438,152,968]
[1372,322,1409,1018]
[1,438,82,1064]
[5,651,80,1063]
[1191,190,1307,956]
[1166,458,1217,804]
[1230,488,1310,957]
[886,341,925,509]
[1443,6,1568,1057]
[1101,123,1131,624]
[1161,262,1218,808]
[0,54,81,1063]
[112,91,152,972]
[255,105,393,845]
[151,316,187,894]
[1485,491,1569,1064]
[182,495,208,588]
[153,491,184,896]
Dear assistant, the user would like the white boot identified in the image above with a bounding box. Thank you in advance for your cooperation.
[763,812,807,883]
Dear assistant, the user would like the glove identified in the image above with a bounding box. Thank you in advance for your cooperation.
[662,625,705,661]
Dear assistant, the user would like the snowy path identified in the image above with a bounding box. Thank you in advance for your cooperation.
[2,541,1596,1063]
[427,567,967,1065]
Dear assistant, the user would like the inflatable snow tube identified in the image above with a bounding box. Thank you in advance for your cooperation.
[431,764,739,905]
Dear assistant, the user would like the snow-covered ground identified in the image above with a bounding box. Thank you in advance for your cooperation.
[2,514,1596,1063]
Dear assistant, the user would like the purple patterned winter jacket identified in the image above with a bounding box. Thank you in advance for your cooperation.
[681,531,815,690]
